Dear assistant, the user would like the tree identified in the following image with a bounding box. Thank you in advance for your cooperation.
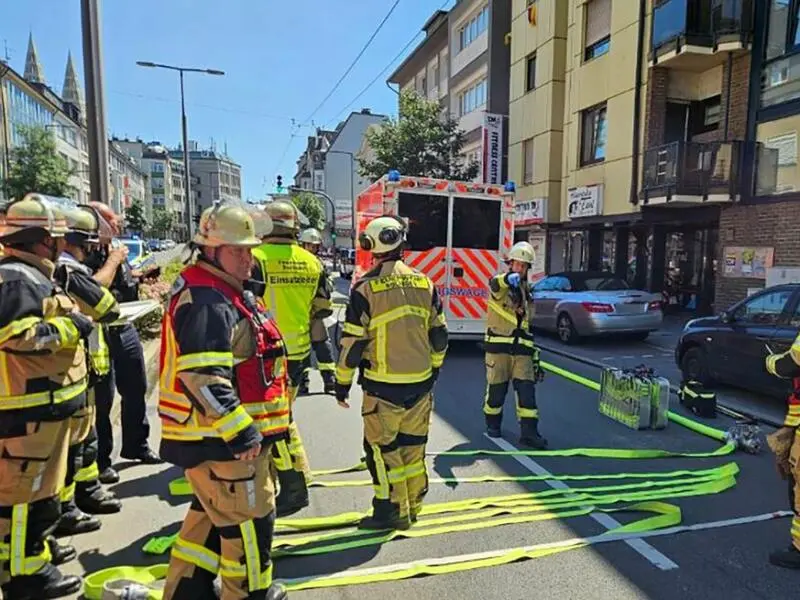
[358,90,480,182]
[126,198,148,235]
[290,192,325,231]
[150,206,175,238]
[2,124,75,200]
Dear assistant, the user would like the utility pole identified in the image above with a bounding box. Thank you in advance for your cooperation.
[81,0,111,208]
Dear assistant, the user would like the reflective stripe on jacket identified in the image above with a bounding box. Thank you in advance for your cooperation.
[484,273,535,355]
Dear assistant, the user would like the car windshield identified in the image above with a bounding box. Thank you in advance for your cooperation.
[570,275,630,292]
[123,240,142,262]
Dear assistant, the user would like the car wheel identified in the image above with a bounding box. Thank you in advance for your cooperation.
[557,313,579,345]
[680,346,713,386]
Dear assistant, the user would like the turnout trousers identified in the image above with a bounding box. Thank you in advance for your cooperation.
[789,435,800,550]
[61,393,103,516]
[0,419,71,585]
[270,359,310,515]
[163,449,279,600]
[483,351,540,437]
[302,320,335,388]
[362,391,433,525]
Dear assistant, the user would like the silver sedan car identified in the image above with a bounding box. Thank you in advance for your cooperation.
[530,272,663,344]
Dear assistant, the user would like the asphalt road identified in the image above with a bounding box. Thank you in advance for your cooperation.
[61,321,797,599]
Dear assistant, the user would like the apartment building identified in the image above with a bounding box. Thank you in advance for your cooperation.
[169,143,242,217]
[293,127,336,192]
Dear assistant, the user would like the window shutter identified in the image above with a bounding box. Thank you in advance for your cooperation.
[585,0,611,48]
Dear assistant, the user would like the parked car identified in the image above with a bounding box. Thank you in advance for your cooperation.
[675,284,799,399]
[530,271,663,344]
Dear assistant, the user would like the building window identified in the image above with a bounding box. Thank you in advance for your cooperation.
[580,103,608,166]
[459,5,489,51]
[432,63,440,91]
[459,78,488,116]
[584,0,611,61]
[523,138,535,184]
[526,53,537,92]
[766,0,800,61]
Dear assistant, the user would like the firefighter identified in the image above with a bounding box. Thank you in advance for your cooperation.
[159,203,289,600]
[250,201,332,516]
[297,227,336,395]
[766,335,800,569]
[483,241,547,449]
[0,195,90,599]
[336,215,448,530]
[54,205,122,537]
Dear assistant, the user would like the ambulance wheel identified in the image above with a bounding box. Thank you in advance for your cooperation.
[680,346,712,386]
[557,313,579,345]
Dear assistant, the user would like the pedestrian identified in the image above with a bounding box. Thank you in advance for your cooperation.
[250,201,332,516]
[482,241,547,449]
[158,203,289,600]
[86,204,161,484]
[335,215,448,530]
[0,195,88,599]
[297,227,336,395]
[766,336,800,568]
[54,204,123,536]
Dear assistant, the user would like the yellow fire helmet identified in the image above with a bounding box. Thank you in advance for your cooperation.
[358,215,407,255]
[193,202,262,248]
[265,200,299,233]
[64,205,101,243]
[507,241,535,265]
[247,205,274,239]
[298,227,322,246]
[0,193,71,240]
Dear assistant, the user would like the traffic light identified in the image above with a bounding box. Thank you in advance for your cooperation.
[331,229,337,243]
[276,175,284,193]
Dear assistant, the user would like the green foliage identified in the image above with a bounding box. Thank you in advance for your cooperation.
[290,191,325,230]
[358,90,480,182]
[161,258,183,287]
[150,206,175,238]
[126,198,148,235]
[2,124,75,200]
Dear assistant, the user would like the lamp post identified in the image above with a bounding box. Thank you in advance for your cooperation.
[135,61,224,240]
[327,150,356,246]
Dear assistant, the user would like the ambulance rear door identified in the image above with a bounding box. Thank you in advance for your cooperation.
[446,191,507,338]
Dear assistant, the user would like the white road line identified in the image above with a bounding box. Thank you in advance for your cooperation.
[483,434,680,570]
[621,355,636,359]
[601,357,615,361]
[642,354,654,358]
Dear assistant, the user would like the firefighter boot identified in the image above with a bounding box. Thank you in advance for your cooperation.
[55,501,101,536]
[76,485,122,514]
[485,414,502,439]
[46,535,77,566]
[322,370,336,395]
[275,472,309,518]
[1,563,82,600]
[263,583,289,600]
[770,545,800,569]
[358,515,412,531]
[520,419,548,449]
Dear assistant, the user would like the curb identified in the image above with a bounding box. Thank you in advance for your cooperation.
[536,341,782,429]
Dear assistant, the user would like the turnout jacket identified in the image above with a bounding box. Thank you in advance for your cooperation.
[766,331,800,429]
[336,259,448,404]
[0,250,89,431]
[158,259,290,469]
[484,272,536,355]
[251,237,332,362]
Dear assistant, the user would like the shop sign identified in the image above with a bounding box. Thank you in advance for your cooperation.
[481,113,504,185]
[567,184,603,219]
[723,246,774,279]
[514,198,546,226]
[528,232,546,284]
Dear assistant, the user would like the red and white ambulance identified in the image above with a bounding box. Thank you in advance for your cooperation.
[354,170,516,339]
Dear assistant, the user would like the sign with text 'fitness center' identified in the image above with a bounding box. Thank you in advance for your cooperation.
[482,113,504,185]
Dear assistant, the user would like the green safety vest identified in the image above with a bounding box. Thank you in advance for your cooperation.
[252,241,323,361]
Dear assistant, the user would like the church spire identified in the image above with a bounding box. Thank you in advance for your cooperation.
[23,32,44,84]
[62,51,83,108]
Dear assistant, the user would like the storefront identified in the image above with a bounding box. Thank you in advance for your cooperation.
[513,197,547,284]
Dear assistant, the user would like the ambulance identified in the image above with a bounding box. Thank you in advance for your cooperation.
[354,170,516,339]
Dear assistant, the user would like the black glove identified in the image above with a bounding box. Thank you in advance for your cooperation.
[533,349,545,383]
[334,382,350,403]
[68,312,95,339]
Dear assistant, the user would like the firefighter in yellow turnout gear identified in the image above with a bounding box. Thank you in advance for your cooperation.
[159,203,289,600]
[297,228,336,395]
[336,215,448,530]
[483,241,547,449]
[0,195,91,600]
[250,201,331,517]
[766,332,800,569]
[54,204,122,540]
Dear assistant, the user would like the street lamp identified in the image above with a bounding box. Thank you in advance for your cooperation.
[135,61,224,240]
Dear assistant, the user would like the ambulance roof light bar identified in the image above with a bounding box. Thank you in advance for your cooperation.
[387,169,401,182]
[505,181,516,192]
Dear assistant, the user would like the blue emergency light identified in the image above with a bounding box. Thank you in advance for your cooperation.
[504,181,516,193]
[387,169,401,182]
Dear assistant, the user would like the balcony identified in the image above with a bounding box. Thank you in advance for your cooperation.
[641,140,757,205]
[650,0,753,71]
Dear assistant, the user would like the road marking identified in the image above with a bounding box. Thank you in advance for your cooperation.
[601,357,615,361]
[642,354,654,358]
[622,355,635,359]
[483,434,680,570]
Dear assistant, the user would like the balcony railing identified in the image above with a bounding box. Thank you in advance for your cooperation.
[651,0,752,61]
[641,140,757,202]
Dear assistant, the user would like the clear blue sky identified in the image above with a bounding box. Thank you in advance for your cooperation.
[1,0,452,200]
